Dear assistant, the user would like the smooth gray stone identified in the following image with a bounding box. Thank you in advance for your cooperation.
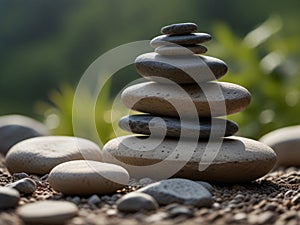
[6,178,36,194]
[135,53,228,84]
[119,115,238,138]
[168,205,194,218]
[150,33,211,48]
[136,178,212,207]
[0,187,20,209]
[161,23,198,35]
[17,201,78,224]
[117,192,158,213]
[155,44,207,55]
[0,114,49,155]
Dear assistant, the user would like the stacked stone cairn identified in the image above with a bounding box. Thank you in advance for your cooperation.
[103,22,277,183]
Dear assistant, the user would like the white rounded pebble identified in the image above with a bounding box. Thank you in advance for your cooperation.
[48,160,130,195]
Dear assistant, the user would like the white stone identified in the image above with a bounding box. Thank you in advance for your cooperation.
[48,160,130,195]
[17,200,78,224]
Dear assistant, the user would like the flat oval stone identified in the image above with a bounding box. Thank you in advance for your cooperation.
[121,81,251,117]
[5,136,102,175]
[259,125,300,166]
[102,135,276,183]
[150,33,211,48]
[17,201,78,224]
[161,23,198,35]
[155,45,207,55]
[135,53,227,84]
[118,115,238,138]
[0,114,49,155]
[48,160,129,195]
[0,187,20,209]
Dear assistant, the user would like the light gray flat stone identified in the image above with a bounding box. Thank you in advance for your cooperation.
[48,160,129,195]
[103,135,277,183]
[17,200,78,224]
[5,136,102,175]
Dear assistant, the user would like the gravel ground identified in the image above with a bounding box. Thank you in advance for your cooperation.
[0,154,299,225]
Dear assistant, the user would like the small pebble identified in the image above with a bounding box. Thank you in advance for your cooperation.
[117,192,158,213]
[6,136,102,174]
[0,187,20,209]
[88,195,101,205]
[6,178,36,194]
[136,178,212,207]
[168,205,194,218]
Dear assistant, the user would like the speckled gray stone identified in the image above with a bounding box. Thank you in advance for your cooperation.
[136,178,212,207]
[0,187,20,209]
[0,114,49,155]
[161,23,198,35]
[155,44,207,55]
[121,81,251,117]
[117,192,158,213]
[102,135,277,183]
[17,201,78,224]
[151,33,211,48]
[135,53,228,84]
[6,178,36,194]
[119,115,238,138]
[5,136,102,175]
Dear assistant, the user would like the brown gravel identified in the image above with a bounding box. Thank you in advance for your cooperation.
[0,154,299,225]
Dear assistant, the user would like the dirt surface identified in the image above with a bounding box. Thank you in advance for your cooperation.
[0,154,299,225]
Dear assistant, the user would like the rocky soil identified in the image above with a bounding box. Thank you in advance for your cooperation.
[0,154,299,225]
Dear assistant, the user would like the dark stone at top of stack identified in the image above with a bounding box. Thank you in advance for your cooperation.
[161,23,198,35]
[150,33,212,48]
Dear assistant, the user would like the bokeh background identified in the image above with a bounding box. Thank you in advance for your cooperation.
[1,0,300,143]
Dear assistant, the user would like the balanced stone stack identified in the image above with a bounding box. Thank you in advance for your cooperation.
[103,22,277,183]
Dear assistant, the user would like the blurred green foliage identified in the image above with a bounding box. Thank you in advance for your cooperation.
[1,0,300,141]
